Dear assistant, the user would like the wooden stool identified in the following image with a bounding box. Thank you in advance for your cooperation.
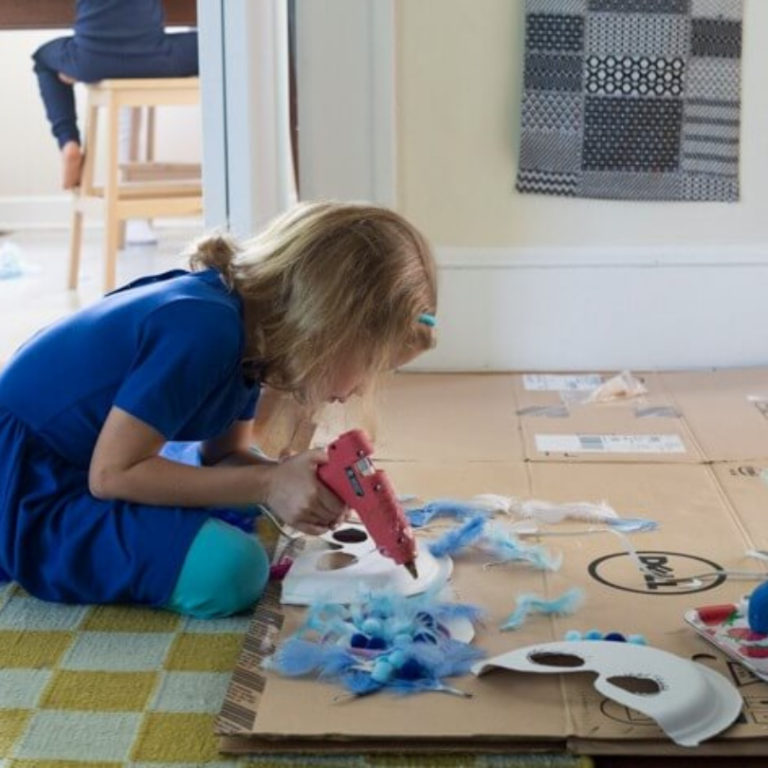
[69,77,203,292]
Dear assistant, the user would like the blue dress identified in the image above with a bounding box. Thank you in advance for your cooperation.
[0,269,259,606]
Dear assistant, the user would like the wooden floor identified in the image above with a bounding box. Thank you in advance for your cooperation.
[0,227,197,362]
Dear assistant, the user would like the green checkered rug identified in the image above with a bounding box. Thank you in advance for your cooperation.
[0,579,256,766]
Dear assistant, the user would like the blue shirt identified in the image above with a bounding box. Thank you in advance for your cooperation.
[74,0,168,56]
[0,269,258,467]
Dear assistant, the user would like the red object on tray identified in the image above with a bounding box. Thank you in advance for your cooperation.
[317,430,418,578]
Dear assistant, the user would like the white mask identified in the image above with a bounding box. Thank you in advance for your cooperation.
[472,640,742,747]
[281,523,452,606]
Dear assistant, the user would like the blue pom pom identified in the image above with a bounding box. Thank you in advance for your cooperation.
[604,632,626,642]
[350,633,369,649]
[362,618,383,637]
[368,636,387,651]
[371,659,395,683]
[749,580,768,633]
[399,659,428,680]
[564,630,582,641]
[585,629,603,640]
[388,650,407,669]
[628,634,647,646]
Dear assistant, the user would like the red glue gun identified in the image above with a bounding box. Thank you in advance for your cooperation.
[317,429,419,579]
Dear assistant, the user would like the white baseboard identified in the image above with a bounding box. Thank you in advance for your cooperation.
[411,245,768,372]
[0,196,202,231]
[3,209,764,372]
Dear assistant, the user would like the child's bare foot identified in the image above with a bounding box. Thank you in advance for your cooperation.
[62,141,83,189]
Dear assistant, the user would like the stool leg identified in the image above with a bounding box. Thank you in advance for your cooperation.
[68,102,98,290]
[103,97,121,293]
[146,106,156,162]
[81,104,98,195]
[146,106,156,229]
[68,206,83,291]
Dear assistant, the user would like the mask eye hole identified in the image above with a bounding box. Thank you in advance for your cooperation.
[607,675,662,696]
[332,528,368,544]
[529,652,585,668]
[316,552,359,571]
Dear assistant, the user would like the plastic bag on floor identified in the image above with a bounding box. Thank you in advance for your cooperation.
[561,370,648,405]
[0,241,37,280]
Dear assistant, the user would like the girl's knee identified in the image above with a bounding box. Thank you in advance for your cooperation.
[214,534,270,616]
[167,519,270,619]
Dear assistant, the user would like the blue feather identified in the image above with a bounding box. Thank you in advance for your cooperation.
[428,514,488,558]
[500,588,584,631]
[607,517,659,533]
[406,639,484,677]
[480,525,562,571]
[265,638,356,677]
[340,668,383,696]
[406,499,493,528]
[432,602,486,626]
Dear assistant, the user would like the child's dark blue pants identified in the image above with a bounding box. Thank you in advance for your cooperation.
[32,33,198,148]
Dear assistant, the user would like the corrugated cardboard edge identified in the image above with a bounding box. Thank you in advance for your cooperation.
[219,735,566,756]
[569,738,768,757]
[216,531,301,737]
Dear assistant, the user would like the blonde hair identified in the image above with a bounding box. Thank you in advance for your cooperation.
[188,201,437,408]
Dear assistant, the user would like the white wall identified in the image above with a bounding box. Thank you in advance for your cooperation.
[0,29,201,229]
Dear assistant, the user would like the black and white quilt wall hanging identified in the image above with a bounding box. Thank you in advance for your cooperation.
[516,0,743,201]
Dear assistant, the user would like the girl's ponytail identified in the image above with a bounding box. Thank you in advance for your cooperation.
[187,232,239,286]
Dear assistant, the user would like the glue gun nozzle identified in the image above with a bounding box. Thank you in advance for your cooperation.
[404,561,419,580]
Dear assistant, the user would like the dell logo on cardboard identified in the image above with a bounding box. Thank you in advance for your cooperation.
[588,551,727,596]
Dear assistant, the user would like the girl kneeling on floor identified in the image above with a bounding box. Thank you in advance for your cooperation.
[0,202,437,618]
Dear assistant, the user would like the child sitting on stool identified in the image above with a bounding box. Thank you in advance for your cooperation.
[32,0,198,189]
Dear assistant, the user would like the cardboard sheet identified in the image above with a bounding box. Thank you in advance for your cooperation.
[220,371,768,757]
[517,369,768,465]
[315,373,524,462]
[515,372,703,464]
[663,369,768,463]
[712,461,768,553]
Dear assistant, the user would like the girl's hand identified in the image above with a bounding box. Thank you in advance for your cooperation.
[264,448,349,536]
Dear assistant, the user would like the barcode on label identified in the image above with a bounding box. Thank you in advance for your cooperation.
[523,374,603,392]
[535,434,686,455]
[578,435,605,451]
